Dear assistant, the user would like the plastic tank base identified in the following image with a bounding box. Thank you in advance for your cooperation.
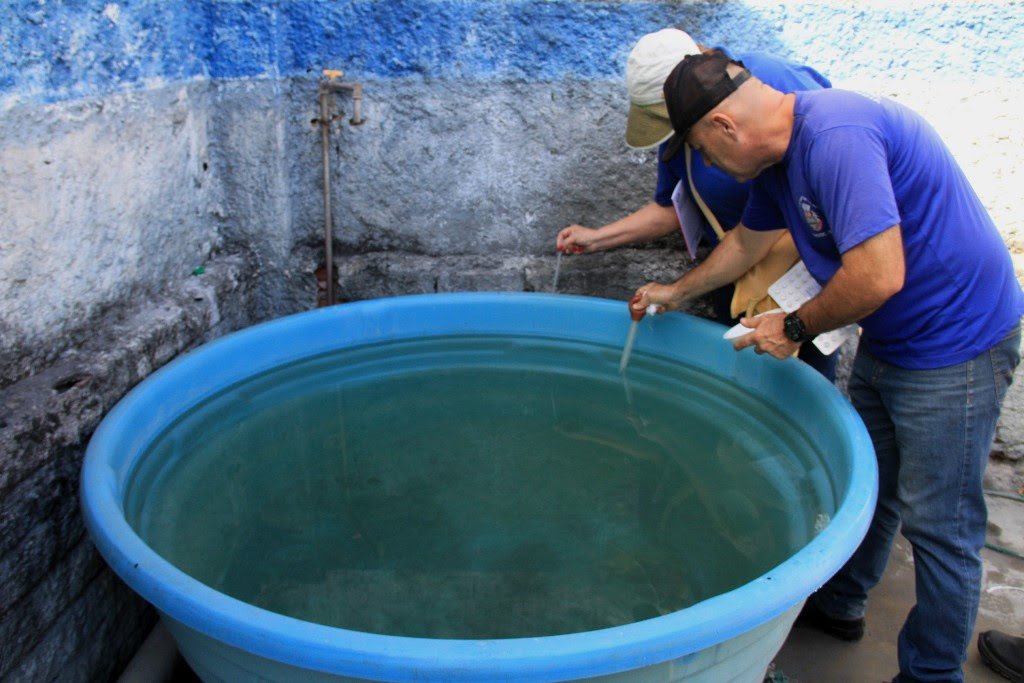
[166,603,804,683]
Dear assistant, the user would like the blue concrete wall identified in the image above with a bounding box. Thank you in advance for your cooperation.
[4,0,1023,108]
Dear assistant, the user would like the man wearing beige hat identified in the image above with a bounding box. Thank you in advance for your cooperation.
[555,28,835,377]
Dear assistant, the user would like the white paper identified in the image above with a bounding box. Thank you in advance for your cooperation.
[767,261,859,355]
[671,180,704,260]
[723,308,783,340]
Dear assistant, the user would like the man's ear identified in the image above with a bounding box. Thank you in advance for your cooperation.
[708,112,738,140]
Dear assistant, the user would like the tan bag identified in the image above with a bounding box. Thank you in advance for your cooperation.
[729,231,799,318]
[685,144,799,319]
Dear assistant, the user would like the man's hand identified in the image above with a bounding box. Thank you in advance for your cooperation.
[731,310,799,359]
[557,204,681,254]
[630,282,680,315]
[556,225,593,254]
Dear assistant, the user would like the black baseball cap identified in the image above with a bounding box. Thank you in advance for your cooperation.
[661,50,751,162]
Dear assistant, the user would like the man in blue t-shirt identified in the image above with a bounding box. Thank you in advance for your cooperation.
[632,51,1024,683]
[554,28,836,379]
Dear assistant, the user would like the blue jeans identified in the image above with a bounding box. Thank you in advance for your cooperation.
[812,327,1020,682]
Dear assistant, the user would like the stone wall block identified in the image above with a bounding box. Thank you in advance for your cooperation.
[0,534,107,679]
[0,448,87,619]
[0,253,256,682]
[3,558,154,683]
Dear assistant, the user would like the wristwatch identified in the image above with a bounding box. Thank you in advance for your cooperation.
[783,311,810,343]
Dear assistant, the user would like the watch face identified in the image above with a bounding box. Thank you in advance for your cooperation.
[784,313,805,342]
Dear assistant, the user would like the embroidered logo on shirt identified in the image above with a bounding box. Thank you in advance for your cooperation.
[799,196,826,235]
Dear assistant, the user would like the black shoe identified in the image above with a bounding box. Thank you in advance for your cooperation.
[978,630,1024,682]
[794,598,865,642]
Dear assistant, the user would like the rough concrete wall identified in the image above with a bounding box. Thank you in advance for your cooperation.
[0,85,224,386]
[0,5,260,681]
[5,0,1024,356]
[207,78,314,315]
[0,257,256,682]
[1,2,1023,682]
[226,0,1024,311]
[279,77,689,303]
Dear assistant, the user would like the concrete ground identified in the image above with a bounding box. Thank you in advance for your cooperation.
[772,458,1024,683]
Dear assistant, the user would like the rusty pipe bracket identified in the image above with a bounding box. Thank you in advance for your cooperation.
[319,69,365,126]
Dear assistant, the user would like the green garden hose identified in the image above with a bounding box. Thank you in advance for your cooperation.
[984,489,1024,561]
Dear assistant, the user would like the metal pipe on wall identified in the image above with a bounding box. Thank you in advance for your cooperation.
[315,69,364,307]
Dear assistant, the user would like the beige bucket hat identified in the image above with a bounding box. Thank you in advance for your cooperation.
[625,28,701,150]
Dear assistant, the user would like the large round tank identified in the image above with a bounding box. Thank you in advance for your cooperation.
[81,293,876,682]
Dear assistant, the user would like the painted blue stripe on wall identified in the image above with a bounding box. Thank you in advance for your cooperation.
[3,1,1022,107]
[1,1,209,103]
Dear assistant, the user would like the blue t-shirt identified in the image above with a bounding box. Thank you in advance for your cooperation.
[742,89,1024,368]
[654,49,831,241]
